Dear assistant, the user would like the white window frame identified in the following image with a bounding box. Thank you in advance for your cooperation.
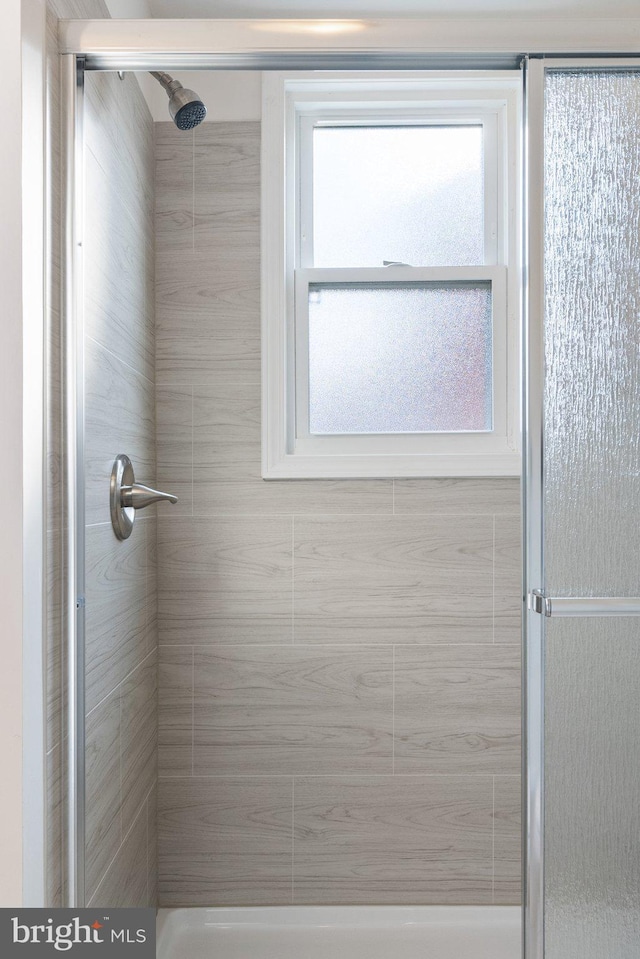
[262,72,522,478]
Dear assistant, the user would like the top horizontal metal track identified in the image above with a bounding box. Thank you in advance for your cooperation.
[81,53,525,71]
[59,19,640,71]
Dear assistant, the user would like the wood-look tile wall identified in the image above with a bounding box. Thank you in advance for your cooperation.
[155,119,523,908]
[45,0,158,907]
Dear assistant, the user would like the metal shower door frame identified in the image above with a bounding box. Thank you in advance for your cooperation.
[523,54,640,959]
[62,51,85,910]
[59,21,640,952]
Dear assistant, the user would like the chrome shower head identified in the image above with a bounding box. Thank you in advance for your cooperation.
[150,72,207,130]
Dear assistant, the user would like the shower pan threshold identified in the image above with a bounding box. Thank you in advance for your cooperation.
[156,905,521,959]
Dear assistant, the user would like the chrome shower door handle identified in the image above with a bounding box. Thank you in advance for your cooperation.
[529,589,640,617]
[121,483,178,510]
[110,453,178,540]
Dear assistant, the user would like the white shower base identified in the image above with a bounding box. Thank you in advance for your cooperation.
[156,906,521,959]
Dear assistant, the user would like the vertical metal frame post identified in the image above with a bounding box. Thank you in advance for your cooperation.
[522,55,546,959]
[62,52,85,908]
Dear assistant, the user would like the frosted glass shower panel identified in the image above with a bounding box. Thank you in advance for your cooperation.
[307,282,493,434]
[542,68,640,959]
[544,618,640,959]
[543,70,640,597]
[312,126,484,267]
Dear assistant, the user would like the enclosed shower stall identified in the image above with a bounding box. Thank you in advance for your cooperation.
[44,11,640,959]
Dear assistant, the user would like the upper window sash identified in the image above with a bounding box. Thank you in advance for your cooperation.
[296,105,503,271]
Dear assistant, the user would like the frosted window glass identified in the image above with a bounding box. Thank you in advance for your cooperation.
[307,283,492,434]
[312,125,484,268]
[543,70,640,959]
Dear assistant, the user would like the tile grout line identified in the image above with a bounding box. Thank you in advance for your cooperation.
[191,646,195,777]
[191,128,195,252]
[86,647,156,721]
[291,515,295,645]
[146,790,149,906]
[118,687,123,846]
[158,642,521,649]
[85,334,155,387]
[392,646,395,775]
[492,775,496,904]
[144,518,149,656]
[492,515,496,643]
[147,519,153,659]
[87,782,156,907]
[191,386,195,517]
[147,511,511,518]
[157,773,515,779]
[291,778,295,905]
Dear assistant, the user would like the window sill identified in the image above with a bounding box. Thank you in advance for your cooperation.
[262,450,521,479]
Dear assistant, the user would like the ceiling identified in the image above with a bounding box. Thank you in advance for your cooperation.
[104,0,640,122]
[144,0,640,17]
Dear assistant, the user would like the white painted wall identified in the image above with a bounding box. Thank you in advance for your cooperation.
[104,0,261,120]
[0,0,25,908]
[21,0,46,908]
[140,69,261,122]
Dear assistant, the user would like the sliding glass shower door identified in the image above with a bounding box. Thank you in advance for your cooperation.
[526,60,640,959]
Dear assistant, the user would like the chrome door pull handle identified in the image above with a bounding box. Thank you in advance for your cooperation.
[110,453,178,540]
[121,483,178,510]
[529,589,640,617]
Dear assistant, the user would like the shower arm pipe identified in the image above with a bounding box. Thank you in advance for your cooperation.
[150,71,180,94]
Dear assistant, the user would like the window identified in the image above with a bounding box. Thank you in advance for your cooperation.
[262,73,521,477]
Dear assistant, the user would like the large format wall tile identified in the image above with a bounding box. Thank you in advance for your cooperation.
[156,250,260,337]
[394,646,521,775]
[155,124,194,252]
[193,646,393,776]
[46,745,64,907]
[158,778,292,906]
[155,250,261,387]
[159,645,193,777]
[145,518,158,650]
[158,516,293,644]
[46,528,64,754]
[85,690,121,902]
[494,775,522,904]
[154,119,524,908]
[85,524,150,714]
[294,515,494,643]
[293,776,494,904]
[85,147,155,383]
[494,513,523,644]
[193,122,260,252]
[155,121,261,386]
[192,383,393,514]
[156,386,193,515]
[88,801,149,908]
[148,783,158,907]
[393,478,521,515]
[121,651,157,828]
[84,336,155,528]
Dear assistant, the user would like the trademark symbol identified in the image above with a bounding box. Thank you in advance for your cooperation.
[103,916,109,920]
